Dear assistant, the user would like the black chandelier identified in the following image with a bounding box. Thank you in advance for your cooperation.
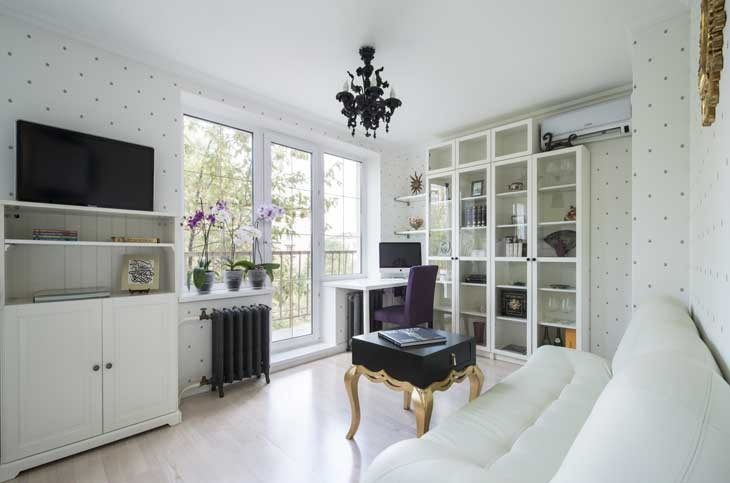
[335,46,402,138]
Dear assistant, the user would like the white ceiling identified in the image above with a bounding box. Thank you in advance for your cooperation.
[1,0,686,150]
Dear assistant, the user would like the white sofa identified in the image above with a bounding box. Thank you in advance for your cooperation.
[363,297,730,483]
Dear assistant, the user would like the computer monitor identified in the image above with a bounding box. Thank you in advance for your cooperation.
[379,242,422,278]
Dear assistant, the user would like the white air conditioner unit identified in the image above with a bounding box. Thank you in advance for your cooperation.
[540,96,632,151]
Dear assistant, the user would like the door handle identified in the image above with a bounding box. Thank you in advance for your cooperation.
[105,362,113,370]
[92,364,100,372]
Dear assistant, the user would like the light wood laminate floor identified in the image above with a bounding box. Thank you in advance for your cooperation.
[13,353,518,483]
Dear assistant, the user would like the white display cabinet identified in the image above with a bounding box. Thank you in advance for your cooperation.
[491,118,538,162]
[532,146,590,352]
[426,165,491,349]
[489,146,590,362]
[491,157,532,360]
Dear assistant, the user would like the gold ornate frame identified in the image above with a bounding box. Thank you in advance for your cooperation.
[699,0,727,126]
[344,364,484,438]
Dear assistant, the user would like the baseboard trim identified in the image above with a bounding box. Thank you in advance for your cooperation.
[0,410,182,482]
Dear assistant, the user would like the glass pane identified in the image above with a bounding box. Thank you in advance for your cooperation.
[458,260,488,346]
[494,161,528,258]
[271,143,312,342]
[458,134,488,165]
[324,154,362,275]
[494,123,528,158]
[459,168,488,257]
[494,260,528,356]
[536,261,577,349]
[183,116,253,283]
[428,175,453,257]
[431,259,453,331]
[428,144,452,171]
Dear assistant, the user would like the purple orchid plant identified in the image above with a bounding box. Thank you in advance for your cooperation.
[184,200,226,287]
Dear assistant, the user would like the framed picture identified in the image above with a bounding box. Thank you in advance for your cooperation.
[438,240,451,257]
[470,180,484,197]
[120,253,160,292]
[500,289,527,318]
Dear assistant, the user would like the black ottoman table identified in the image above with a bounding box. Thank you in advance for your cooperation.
[345,330,484,438]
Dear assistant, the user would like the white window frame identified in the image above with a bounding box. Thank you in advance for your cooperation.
[320,151,367,282]
[179,107,262,296]
[179,97,369,352]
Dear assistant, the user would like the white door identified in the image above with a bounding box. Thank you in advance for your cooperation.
[1,300,103,463]
[102,294,177,432]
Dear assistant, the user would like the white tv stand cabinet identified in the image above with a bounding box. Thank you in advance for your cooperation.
[0,201,180,481]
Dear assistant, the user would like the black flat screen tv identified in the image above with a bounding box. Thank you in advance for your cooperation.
[16,120,154,211]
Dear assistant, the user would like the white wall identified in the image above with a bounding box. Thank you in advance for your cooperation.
[630,13,690,308]
[587,137,633,358]
[688,3,730,378]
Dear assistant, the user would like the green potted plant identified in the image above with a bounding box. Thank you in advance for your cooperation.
[237,203,284,289]
[184,200,224,294]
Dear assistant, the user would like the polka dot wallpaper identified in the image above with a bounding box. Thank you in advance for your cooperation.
[689,4,730,378]
[588,138,633,359]
[630,13,690,308]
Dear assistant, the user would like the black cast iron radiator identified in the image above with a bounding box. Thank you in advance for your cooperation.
[209,305,271,397]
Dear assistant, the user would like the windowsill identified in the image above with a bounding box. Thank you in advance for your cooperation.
[179,286,275,303]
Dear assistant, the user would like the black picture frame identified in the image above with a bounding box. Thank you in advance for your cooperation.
[470,180,484,197]
[500,290,527,318]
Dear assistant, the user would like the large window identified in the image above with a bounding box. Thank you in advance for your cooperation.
[183,115,253,280]
[183,109,365,347]
[324,154,362,276]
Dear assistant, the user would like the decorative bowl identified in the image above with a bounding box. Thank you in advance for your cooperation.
[408,216,424,230]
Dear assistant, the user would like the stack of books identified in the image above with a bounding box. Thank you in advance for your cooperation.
[32,229,79,241]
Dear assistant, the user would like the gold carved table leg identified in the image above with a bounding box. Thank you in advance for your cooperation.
[344,364,485,439]
[344,366,362,439]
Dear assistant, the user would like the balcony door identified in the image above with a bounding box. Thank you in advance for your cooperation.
[265,133,322,346]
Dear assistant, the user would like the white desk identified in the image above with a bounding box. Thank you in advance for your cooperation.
[322,277,408,333]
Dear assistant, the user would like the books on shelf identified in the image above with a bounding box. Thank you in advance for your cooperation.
[33,287,111,303]
[378,328,447,348]
[110,236,161,243]
[32,229,78,241]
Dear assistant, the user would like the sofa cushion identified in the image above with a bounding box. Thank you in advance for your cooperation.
[363,346,611,483]
[550,355,730,483]
[612,296,720,376]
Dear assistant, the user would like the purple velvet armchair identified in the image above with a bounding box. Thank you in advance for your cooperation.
[373,265,438,329]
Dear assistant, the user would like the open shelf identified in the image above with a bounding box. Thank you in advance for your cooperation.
[5,290,177,307]
[461,195,488,202]
[5,239,174,249]
[537,257,576,263]
[495,190,527,198]
[539,320,576,329]
[495,284,527,290]
[394,193,426,204]
[538,220,576,227]
[496,316,527,324]
[496,223,527,229]
[460,225,487,231]
[1,200,175,219]
[538,183,576,192]
[539,287,576,293]
[393,230,426,237]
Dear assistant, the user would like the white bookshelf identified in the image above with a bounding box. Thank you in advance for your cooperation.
[0,201,177,306]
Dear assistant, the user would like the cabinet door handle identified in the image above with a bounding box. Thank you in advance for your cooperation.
[92,364,100,372]
[105,363,113,370]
